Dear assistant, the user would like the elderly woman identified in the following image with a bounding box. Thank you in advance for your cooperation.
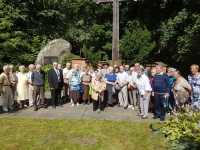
[166,67,176,110]
[69,70,81,106]
[16,65,29,108]
[172,70,192,111]
[136,68,152,119]
[105,66,116,107]
[81,69,92,105]
[114,66,119,76]
[91,72,106,111]
[188,64,200,106]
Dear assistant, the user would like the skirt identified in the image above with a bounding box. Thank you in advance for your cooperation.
[69,90,80,100]
[105,84,116,104]
[82,85,90,101]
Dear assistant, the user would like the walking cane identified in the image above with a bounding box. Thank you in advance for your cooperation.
[149,124,160,150]
[98,93,102,114]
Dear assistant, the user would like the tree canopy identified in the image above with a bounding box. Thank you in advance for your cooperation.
[0,0,200,74]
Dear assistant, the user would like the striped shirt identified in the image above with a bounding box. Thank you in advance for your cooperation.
[152,72,170,94]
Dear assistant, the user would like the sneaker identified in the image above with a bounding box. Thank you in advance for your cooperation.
[132,106,135,110]
[19,106,22,109]
[128,105,133,108]
[24,105,27,108]
[71,103,74,107]
[77,103,79,106]
[3,109,8,112]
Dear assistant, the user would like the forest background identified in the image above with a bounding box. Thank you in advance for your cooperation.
[0,0,200,76]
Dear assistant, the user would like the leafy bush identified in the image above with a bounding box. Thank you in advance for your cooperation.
[162,111,200,150]
[61,53,80,67]
[41,64,53,91]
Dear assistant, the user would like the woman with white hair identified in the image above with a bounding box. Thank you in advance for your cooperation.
[16,65,29,108]
[91,72,106,111]
[136,68,152,119]
[69,69,81,106]
[105,66,116,107]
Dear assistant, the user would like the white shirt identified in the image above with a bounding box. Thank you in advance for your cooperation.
[117,71,129,84]
[130,71,138,85]
[54,68,61,82]
[63,68,71,79]
[27,71,33,82]
[136,74,152,95]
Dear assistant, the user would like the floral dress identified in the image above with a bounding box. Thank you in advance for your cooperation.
[188,74,200,102]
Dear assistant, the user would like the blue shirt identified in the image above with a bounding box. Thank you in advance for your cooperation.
[105,74,116,82]
[117,71,129,84]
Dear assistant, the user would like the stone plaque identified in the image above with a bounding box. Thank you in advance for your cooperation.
[44,56,58,65]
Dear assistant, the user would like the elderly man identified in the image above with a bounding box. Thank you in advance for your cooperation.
[63,63,71,100]
[31,64,46,111]
[27,64,35,107]
[116,66,129,109]
[101,62,109,77]
[152,65,170,121]
[48,62,64,109]
[9,65,18,105]
[0,65,13,111]
[80,65,86,77]
[125,65,130,75]
[58,64,62,70]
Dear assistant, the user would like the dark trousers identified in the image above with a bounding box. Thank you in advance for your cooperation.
[154,93,166,119]
[64,82,69,100]
[33,85,44,108]
[93,97,104,111]
[51,83,62,106]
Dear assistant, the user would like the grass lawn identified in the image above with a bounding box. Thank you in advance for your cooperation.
[0,117,171,150]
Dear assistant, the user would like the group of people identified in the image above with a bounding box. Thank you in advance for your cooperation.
[0,62,200,121]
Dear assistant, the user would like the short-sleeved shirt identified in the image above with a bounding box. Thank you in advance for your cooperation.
[27,71,33,82]
[117,71,129,84]
[105,74,116,82]
[0,72,11,86]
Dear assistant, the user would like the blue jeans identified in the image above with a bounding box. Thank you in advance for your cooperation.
[155,93,166,119]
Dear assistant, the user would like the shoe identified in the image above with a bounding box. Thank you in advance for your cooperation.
[142,116,148,119]
[34,107,37,111]
[153,116,158,119]
[77,103,79,106]
[3,109,8,112]
[160,118,165,121]
[58,104,63,107]
[71,103,74,107]
[100,109,104,111]
[29,104,34,107]
[87,102,90,105]
[93,109,97,112]
[128,105,133,108]
[24,105,27,108]
[137,114,144,117]
[40,105,46,108]
[52,105,56,109]
[124,106,128,109]
[83,102,86,105]
[132,106,135,110]
[117,104,121,107]
[9,107,14,110]
[19,106,22,109]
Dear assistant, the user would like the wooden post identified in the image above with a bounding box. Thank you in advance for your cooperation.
[93,0,135,60]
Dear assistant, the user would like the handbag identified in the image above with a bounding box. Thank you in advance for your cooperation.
[79,84,84,92]
[89,85,92,95]
[115,84,120,91]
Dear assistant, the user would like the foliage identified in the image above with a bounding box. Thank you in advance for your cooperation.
[120,27,156,65]
[0,116,171,150]
[82,45,101,69]
[40,64,53,91]
[162,111,200,150]
[61,53,80,67]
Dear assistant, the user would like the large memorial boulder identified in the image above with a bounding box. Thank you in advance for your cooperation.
[35,39,72,65]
